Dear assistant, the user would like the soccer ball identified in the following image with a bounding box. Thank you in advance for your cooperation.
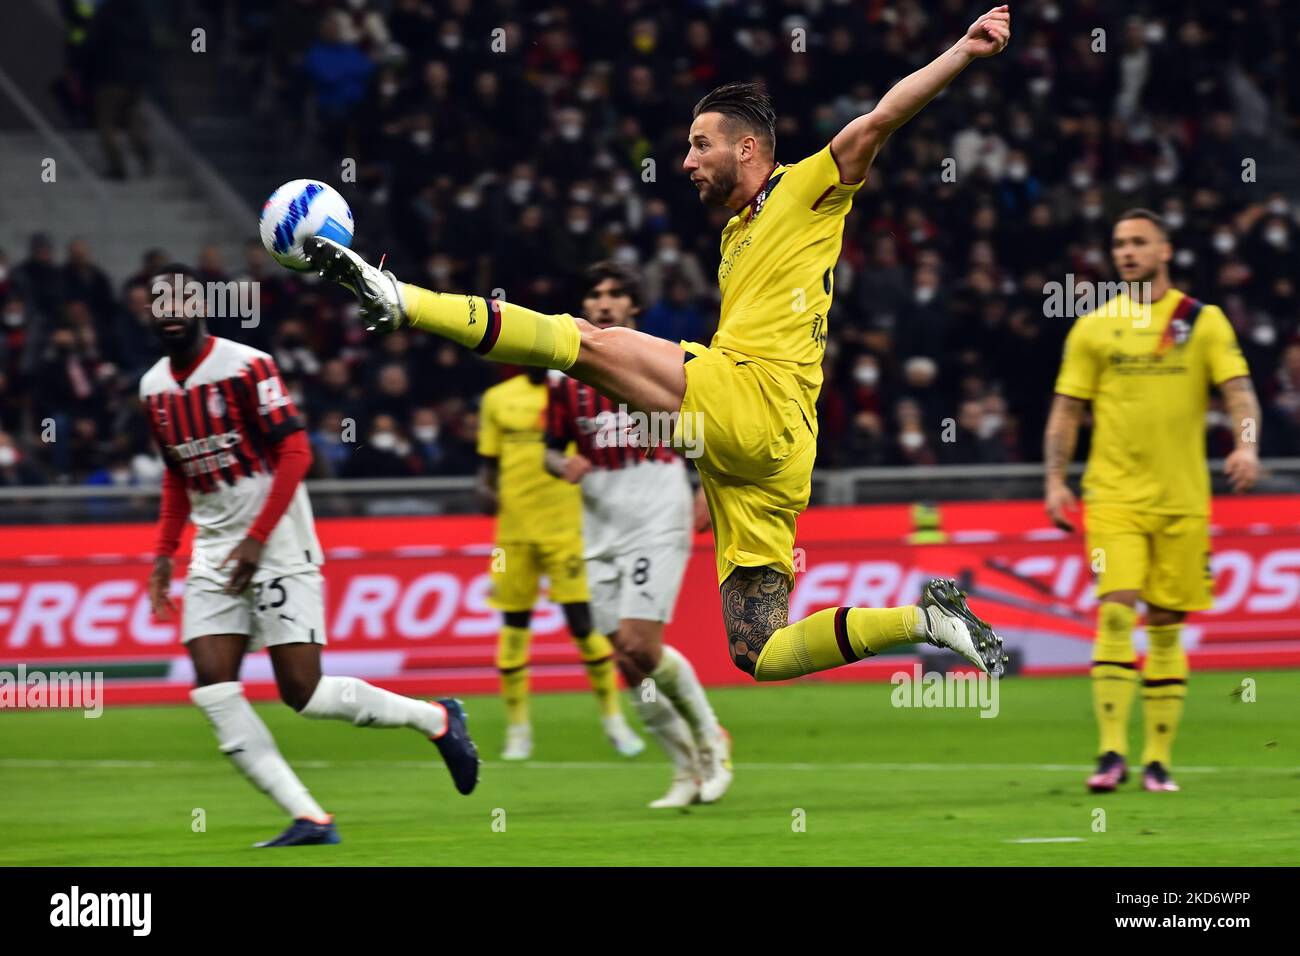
[259,179,354,271]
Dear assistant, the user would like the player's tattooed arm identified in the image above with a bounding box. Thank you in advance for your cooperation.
[1219,376,1262,492]
[1043,394,1086,531]
[720,566,789,675]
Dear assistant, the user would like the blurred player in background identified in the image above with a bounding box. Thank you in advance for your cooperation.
[1044,210,1261,793]
[545,263,730,808]
[477,366,643,760]
[308,6,1014,683]
[142,266,479,847]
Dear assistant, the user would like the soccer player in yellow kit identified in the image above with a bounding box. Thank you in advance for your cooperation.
[477,367,643,760]
[1044,210,1262,793]
[308,7,1014,682]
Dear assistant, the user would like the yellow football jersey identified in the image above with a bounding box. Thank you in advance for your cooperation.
[707,143,863,435]
[1054,288,1249,516]
[477,374,581,543]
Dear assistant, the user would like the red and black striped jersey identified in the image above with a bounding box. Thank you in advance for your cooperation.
[139,336,321,581]
[544,372,680,470]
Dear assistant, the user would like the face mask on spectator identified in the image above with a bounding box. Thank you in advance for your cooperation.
[1266,227,1288,248]
[1006,163,1027,181]
[900,431,925,451]
[508,179,531,203]
[1116,174,1139,193]
[915,286,936,305]
[657,247,680,265]
[0,266,7,282]
[1028,76,1052,97]
[441,34,462,51]
[3,307,20,327]
[1071,171,1092,190]
[1269,199,1289,216]
[372,431,398,452]
[1153,166,1176,185]
[1081,204,1103,221]
[1084,248,1104,267]
[568,218,590,234]
[456,191,480,210]
[380,81,398,98]
[559,123,582,142]
[571,187,594,204]
[1165,210,1185,230]
[411,130,432,148]
[1213,233,1236,254]
[612,174,633,197]
[1253,324,1277,347]
[1175,248,1196,268]
[0,446,15,467]
[414,425,439,443]
[978,414,1004,439]
[854,365,879,387]
[1145,22,1165,42]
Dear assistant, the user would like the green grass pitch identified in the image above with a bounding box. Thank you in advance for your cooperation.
[2,672,1297,866]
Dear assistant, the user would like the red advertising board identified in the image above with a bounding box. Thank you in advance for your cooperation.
[3,497,1299,705]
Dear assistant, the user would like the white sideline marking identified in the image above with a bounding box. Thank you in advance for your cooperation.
[2,758,1298,774]
[1006,837,1085,844]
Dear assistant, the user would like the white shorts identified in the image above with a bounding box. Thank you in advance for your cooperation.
[587,538,690,637]
[182,570,327,651]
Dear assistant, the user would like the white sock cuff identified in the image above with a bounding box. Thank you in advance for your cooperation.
[190,681,244,708]
[300,675,349,718]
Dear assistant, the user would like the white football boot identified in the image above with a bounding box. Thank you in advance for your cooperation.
[304,236,407,334]
[649,770,702,809]
[501,723,533,761]
[918,578,1007,676]
[602,714,646,757]
[697,727,733,803]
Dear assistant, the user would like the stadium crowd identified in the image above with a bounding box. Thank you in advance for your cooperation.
[5,0,1300,487]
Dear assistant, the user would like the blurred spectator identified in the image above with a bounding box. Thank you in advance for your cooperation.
[83,0,154,179]
[343,413,421,478]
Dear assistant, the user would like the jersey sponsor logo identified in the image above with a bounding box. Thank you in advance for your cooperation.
[168,430,242,460]
[256,375,292,413]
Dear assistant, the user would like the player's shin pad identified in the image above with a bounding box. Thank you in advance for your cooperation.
[753,606,920,681]
[1091,602,1139,756]
[1141,623,1188,767]
[400,284,580,370]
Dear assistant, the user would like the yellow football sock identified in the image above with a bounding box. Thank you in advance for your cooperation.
[400,284,581,370]
[573,630,621,718]
[496,625,531,726]
[1091,601,1139,756]
[1141,623,1188,768]
[753,606,920,682]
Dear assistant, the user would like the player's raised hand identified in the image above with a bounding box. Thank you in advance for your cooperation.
[964,4,1011,58]
[147,556,178,621]
[1045,480,1079,533]
[221,536,264,595]
[561,454,592,484]
[1224,446,1260,493]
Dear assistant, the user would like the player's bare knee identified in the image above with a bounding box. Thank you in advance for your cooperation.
[1146,604,1185,627]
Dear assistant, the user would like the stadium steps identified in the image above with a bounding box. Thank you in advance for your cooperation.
[0,131,245,286]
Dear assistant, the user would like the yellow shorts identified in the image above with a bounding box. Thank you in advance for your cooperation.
[677,343,815,588]
[488,537,589,612]
[1084,506,1213,612]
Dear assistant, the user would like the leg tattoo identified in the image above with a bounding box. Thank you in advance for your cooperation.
[720,566,789,675]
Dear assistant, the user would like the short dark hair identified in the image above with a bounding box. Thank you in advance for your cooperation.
[692,81,776,154]
[1115,208,1168,238]
[582,261,642,308]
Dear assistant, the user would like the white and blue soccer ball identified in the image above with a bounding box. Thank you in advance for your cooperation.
[259,179,354,271]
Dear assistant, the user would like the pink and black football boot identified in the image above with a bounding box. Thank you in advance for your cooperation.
[1086,750,1128,793]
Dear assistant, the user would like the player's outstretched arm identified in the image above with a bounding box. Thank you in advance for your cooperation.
[1220,376,1262,492]
[1043,394,1085,532]
[831,4,1010,183]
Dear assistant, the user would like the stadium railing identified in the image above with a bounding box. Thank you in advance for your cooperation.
[4,460,1300,524]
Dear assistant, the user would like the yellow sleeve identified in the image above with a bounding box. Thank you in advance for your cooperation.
[1199,305,1250,385]
[780,143,864,218]
[1054,318,1099,401]
[476,388,501,457]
